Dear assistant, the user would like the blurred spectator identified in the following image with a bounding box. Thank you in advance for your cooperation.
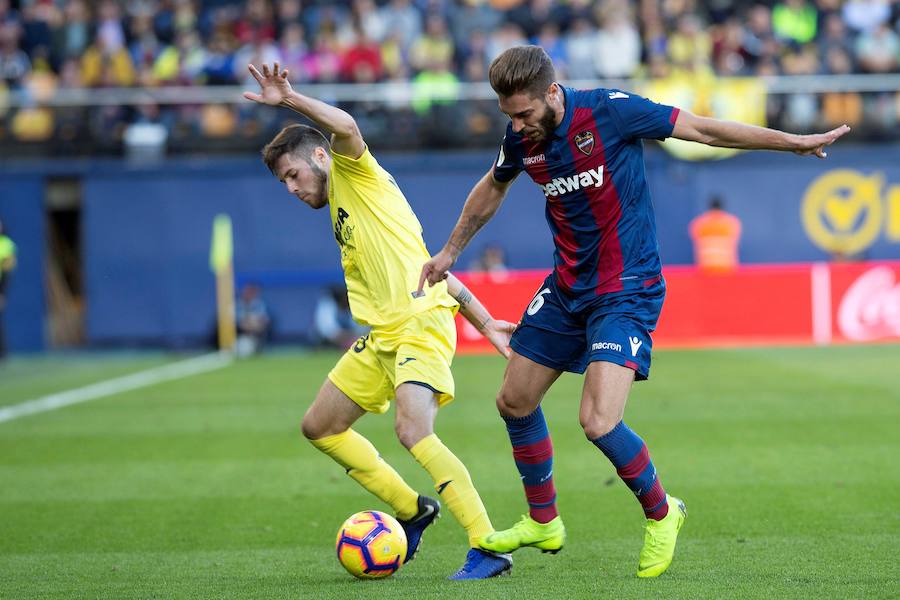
[234,0,276,45]
[772,0,818,45]
[409,13,454,74]
[532,23,566,76]
[469,243,508,275]
[411,54,458,114]
[202,30,238,85]
[817,12,854,62]
[312,285,366,349]
[0,21,29,89]
[156,29,207,85]
[379,29,407,79]
[303,30,341,83]
[689,196,742,273]
[563,17,597,79]
[20,1,57,60]
[781,43,821,130]
[486,21,527,63]
[274,0,303,39]
[668,13,712,72]
[340,24,383,82]
[379,0,422,53]
[711,18,748,76]
[740,4,778,70]
[52,0,91,65]
[339,0,387,47]
[841,0,892,33]
[235,283,271,356]
[80,27,136,87]
[96,0,126,54]
[277,22,307,81]
[854,22,900,73]
[507,0,569,40]
[129,11,162,81]
[0,218,16,361]
[449,0,501,55]
[594,1,641,78]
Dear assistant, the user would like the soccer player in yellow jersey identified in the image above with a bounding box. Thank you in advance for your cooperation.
[243,62,514,579]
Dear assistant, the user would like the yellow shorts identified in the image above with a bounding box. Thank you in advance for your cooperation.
[328,307,457,414]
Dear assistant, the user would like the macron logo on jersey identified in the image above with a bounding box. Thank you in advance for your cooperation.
[592,341,621,352]
[541,166,604,198]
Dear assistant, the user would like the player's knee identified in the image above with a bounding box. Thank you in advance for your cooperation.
[300,416,319,440]
[496,388,532,418]
[580,415,618,441]
[394,415,430,450]
[300,409,329,440]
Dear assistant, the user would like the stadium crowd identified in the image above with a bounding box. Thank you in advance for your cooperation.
[1,0,899,154]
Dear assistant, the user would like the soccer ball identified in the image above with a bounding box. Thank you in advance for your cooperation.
[335,511,408,579]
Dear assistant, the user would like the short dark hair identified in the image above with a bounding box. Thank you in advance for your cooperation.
[261,124,330,174]
[489,45,556,98]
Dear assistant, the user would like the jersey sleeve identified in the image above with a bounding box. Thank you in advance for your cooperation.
[605,90,680,141]
[491,126,524,183]
[330,145,380,180]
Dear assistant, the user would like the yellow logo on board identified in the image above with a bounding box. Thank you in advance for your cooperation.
[801,169,900,255]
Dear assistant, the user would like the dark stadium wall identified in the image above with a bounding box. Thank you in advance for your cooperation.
[0,176,46,352]
[4,145,899,349]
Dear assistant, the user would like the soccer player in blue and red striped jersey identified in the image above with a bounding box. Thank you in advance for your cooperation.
[418,45,849,578]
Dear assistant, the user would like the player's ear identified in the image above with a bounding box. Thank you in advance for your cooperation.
[313,146,329,166]
[545,82,559,104]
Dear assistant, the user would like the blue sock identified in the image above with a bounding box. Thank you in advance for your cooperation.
[502,406,558,523]
[592,421,668,520]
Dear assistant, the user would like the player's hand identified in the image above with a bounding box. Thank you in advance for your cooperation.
[793,124,850,158]
[481,319,517,359]
[243,62,293,106]
[417,248,456,294]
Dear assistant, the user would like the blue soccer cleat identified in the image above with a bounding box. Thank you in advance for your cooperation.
[448,548,513,580]
[396,495,440,563]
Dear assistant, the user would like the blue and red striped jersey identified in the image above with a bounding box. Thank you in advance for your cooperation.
[493,86,679,309]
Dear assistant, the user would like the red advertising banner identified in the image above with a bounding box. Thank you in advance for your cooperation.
[828,262,900,343]
[455,261,900,353]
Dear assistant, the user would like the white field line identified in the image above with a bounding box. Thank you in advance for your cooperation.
[0,352,234,424]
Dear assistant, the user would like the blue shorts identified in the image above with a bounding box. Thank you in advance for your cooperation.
[509,274,665,380]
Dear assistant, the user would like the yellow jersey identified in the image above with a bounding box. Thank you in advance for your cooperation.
[0,235,15,283]
[328,146,457,329]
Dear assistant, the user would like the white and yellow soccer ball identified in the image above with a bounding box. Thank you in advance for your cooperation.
[335,511,407,579]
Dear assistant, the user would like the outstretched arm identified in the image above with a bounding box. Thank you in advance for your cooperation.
[445,273,516,358]
[418,170,513,291]
[672,110,850,158]
[243,62,364,159]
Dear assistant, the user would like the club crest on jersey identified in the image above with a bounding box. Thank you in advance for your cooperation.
[574,130,594,156]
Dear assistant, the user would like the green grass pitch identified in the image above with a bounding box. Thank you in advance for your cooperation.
[1,346,898,599]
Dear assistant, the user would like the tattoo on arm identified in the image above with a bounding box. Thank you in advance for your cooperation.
[456,285,491,331]
[456,287,473,308]
[452,215,490,251]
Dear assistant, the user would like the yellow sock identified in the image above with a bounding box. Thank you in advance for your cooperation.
[410,434,494,547]
[310,429,419,520]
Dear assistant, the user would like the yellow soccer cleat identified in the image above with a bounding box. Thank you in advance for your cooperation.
[479,514,566,554]
[637,495,686,578]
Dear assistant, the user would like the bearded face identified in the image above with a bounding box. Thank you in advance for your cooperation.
[498,84,563,143]
[530,101,558,142]
[274,150,330,209]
